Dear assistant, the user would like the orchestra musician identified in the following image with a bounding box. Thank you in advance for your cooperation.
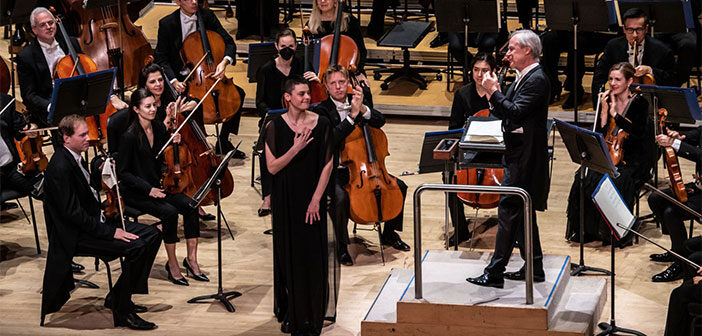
[41,114,161,330]
[648,126,702,282]
[591,8,676,106]
[446,52,496,245]
[466,30,549,288]
[117,88,206,286]
[153,0,246,159]
[663,236,702,336]
[255,28,321,217]
[264,76,337,335]
[313,64,410,267]
[0,94,41,199]
[566,62,655,245]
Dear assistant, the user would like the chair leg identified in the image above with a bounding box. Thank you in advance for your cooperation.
[28,197,41,254]
[94,257,100,271]
[251,150,256,187]
[104,260,113,290]
[353,222,357,234]
[376,222,385,265]
[690,219,695,239]
[40,313,45,326]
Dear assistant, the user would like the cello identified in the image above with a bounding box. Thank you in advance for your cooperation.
[180,7,242,124]
[657,108,688,202]
[317,0,359,91]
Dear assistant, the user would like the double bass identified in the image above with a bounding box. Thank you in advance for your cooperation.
[162,99,196,195]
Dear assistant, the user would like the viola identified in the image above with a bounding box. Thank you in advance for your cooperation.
[317,0,359,93]
[657,108,688,202]
[14,110,49,175]
[180,7,242,124]
[0,55,10,94]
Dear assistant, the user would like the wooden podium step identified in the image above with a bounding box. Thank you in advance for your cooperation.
[361,250,606,336]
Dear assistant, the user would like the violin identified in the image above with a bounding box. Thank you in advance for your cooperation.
[317,0,359,94]
[162,100,196,195]
[0,55,10,94]
[340,74,403,224]
[602,92,637,166]
[633,40,655,85]
[180,7,242,124]
[657,108,688,202]
[13,106,49,175]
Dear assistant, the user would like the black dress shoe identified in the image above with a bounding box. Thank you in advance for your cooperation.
[263,229,273,235]
[339,252,353,266]
[232,149,246,159]
[280,320,291,333]
[1,202,18,210]
[258,208,272,217]
[71,261,85,273]
[165,264,189,286]
[650,252,676,262]
[503,269,546,282]
[113,312,157,330]
[561,90,584,109]
[199,213,215,221]
[183,258,209,282]
[382,237,411,251]
[652,262,684,282]
[429,34,448,48]
[105,293,147,313]
[466,273,504,288]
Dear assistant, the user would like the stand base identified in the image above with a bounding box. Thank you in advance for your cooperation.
[188,290,242,312]
[75,279,99,288]
[571,263,611,276]
[597,321,646,336]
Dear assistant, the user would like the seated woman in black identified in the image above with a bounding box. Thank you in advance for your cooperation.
[566,62,655,245]
[446,52,496,245]
[117,88,206,286]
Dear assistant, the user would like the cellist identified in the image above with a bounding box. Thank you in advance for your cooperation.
[312,65,409,267]
[153,0,245,159]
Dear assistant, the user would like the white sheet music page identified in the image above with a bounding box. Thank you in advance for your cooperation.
[591,174,635,240]
[464,120,504,143]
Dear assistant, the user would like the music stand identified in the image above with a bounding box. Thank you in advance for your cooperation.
[48,68,116,124]
[632,84,702,123]
[434,0,500,82]
[613,0,695,34]
[555,119,616,277]
[188,149,242,312]
[545,0,613,123]
[0,0,37,98]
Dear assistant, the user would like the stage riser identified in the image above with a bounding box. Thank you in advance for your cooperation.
[361,321,590,336]
[396,301,548,330]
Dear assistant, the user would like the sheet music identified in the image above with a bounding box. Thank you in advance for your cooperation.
[464,120,503,143]
[591,174,635,240]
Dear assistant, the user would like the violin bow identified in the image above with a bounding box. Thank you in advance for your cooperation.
[183,52,210,84]
[97,146,127,232]
[0,97,16,116]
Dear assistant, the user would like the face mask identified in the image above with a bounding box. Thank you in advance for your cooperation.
[279,47,295,61]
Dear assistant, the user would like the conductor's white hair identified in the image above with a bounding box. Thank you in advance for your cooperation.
[510,30,541,60]
[30,7,54,27]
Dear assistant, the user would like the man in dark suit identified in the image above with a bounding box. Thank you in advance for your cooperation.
[467,29,550,288]
[0,93,41,197]
[647,126,702,282]
[313,65,410,266]
[154,0,245,158]
[41,115,162,330]
[591,8,676,106]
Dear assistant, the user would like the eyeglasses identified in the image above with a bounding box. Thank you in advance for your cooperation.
[624,27,645,34]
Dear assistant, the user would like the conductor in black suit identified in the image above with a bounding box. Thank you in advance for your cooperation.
[154,0,245,158]
[41,115,162,330]
[467,30,550,288]
[591,8,675,105]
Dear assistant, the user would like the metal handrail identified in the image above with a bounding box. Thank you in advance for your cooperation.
[412,183,534,304]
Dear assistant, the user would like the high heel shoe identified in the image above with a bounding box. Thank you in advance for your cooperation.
[165,264,189,286]
[183,258,209,282]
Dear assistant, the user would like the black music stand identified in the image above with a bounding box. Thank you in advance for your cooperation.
[373,21,439,90]
[48,68,116,124]
[0,0,37,98]
[632,84,702,124]
[556,119,616,277]
[434,0,500,84]
[545,0,613,123]
[188,149,242,312]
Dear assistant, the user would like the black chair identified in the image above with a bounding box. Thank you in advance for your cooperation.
[1,188,41,254]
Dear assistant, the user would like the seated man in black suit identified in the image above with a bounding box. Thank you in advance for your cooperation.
[313,65,410,266]
[663,236,702,336]
[154,0,245,159]
[41,115,162,330]
[648,126,702,282]
[591,8,676,106]
[0,93,41,198]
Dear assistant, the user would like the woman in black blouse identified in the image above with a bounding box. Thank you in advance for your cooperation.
[566,62,655,245]
[118,88,207,286]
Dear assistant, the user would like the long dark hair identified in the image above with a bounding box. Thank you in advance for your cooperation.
[126,87,155,133]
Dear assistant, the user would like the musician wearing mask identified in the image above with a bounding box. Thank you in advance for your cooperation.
[41,114,161,330]
[566,62,655,246]
[313,65,410,267]
[153,0,245,159]
[591,8,675,106]
[466,30,549,288]
[117,88,206,287]
[648,126,702,282]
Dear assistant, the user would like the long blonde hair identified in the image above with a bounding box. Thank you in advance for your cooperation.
[308,0,349,35]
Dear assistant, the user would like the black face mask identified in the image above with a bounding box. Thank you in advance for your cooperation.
[279,47,295,61]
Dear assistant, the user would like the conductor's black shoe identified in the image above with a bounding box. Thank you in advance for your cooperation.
[650,252,675,262]
[71,261,85,273]
[382,237,410,251]
[466,273,504,288]
[652,262,684,282]
[339,252,354,266]
[113,312,157,330]
[199,213,215,221]
[105,293,147,313]
[503,269,546,282]
[429,34,448,48]
[561,90,584,109]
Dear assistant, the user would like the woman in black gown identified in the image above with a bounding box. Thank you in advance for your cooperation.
[566,62,656,245]
[264,76,337,335]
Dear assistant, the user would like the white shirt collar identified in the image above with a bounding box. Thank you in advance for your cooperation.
[515,62,539,81]
[38,38,59,51]
[331,96,349,109]
[65,145,83,163]
[180,10,197,23]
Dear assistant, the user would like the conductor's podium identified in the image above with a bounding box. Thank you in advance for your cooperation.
[361,250,607,335]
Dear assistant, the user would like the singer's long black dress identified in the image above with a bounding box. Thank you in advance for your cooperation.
[265,114,339,335]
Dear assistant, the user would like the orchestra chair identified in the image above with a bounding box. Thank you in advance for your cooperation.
[1,188,41,254]
[444,48,465,90]
[352,221,385,265]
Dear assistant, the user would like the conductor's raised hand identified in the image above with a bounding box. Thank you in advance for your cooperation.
[114,228,139,242]
[291,128,313,154]
[481,71,499,94]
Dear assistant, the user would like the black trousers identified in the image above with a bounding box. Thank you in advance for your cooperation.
[124,192,199,244]
[484,165,544,276]
[665,278,702,336]
[329,167,407,252]
[75,221,161,314]
[648,185,701,254]
[0,164,39,195]
[217,85,246,145]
